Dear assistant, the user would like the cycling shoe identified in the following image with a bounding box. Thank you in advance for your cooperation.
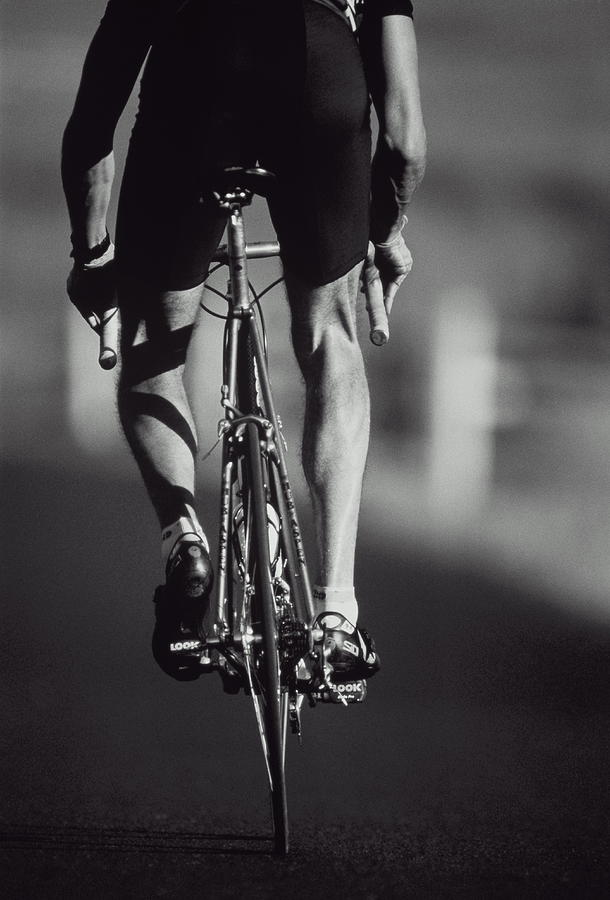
[313,611,380,682]
[152,540,214,681]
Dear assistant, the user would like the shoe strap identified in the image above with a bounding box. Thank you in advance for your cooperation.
[315,611,356,635]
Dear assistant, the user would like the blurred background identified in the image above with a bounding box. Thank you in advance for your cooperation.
[1,1,609,892]
[3,0,609,617]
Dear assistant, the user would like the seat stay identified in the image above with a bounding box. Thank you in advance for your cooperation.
[244,314,314,623]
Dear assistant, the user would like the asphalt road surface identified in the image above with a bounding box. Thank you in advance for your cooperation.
[2,460,609,897]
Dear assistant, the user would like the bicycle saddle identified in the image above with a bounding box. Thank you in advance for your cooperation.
[212,166,277,200]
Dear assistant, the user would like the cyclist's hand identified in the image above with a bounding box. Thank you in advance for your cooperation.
[67,243,117,332]
[368,233,413,317]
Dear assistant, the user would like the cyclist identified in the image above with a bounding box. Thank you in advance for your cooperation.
[62,0,426,681]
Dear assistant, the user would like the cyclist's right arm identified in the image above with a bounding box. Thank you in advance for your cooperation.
[61,1,157,252]
[360,4,427,323]
[361,5,427,243]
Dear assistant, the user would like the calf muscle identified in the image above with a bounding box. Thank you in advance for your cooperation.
[285,264,370,586]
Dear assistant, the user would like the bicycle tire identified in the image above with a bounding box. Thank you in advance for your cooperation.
[246,424,289,855]
[237,325,289,856]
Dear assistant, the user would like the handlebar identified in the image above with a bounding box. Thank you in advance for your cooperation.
[365,290,389,346]
[93,239,389,368]
[97,308,119,370]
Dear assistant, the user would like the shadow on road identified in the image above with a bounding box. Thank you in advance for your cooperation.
[2,459,609,894]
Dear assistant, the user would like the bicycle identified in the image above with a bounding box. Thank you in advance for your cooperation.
[93,165,389,855]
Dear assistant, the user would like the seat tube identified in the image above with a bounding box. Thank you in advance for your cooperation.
[227,205,250,312]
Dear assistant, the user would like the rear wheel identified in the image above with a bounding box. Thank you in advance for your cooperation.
[246,424,289,855]
[236,327,289,855]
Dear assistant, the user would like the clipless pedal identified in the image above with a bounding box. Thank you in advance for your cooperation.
[312,678,367,705]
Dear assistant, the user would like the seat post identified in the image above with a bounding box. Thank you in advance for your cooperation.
[210,168,277,313]
[226,200,251,313]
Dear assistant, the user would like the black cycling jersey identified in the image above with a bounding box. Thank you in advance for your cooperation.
[62,0,414,171]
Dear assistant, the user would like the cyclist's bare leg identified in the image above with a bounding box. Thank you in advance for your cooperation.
[117,285,206,552]
[285,263,369,606]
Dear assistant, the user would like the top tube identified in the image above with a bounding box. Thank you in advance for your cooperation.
[212,241,280,264]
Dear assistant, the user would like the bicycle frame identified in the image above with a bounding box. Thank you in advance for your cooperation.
[197,181,320,854]
[202,175,368,717]
[210,199,314,643]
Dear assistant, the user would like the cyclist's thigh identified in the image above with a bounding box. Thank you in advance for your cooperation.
[115,141,227,383]
[119,283,206,378]
[284,262,363,366]
[266,0,371,288]
[116,132,227,293]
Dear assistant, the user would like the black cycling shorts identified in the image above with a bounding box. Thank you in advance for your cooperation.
[115,0,371,292]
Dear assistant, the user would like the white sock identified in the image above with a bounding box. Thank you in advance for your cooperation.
[313,584,359,627]
[161,508,209,571]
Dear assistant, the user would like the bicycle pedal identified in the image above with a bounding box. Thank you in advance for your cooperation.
[313,678,367,705]
[198,651,216,672]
